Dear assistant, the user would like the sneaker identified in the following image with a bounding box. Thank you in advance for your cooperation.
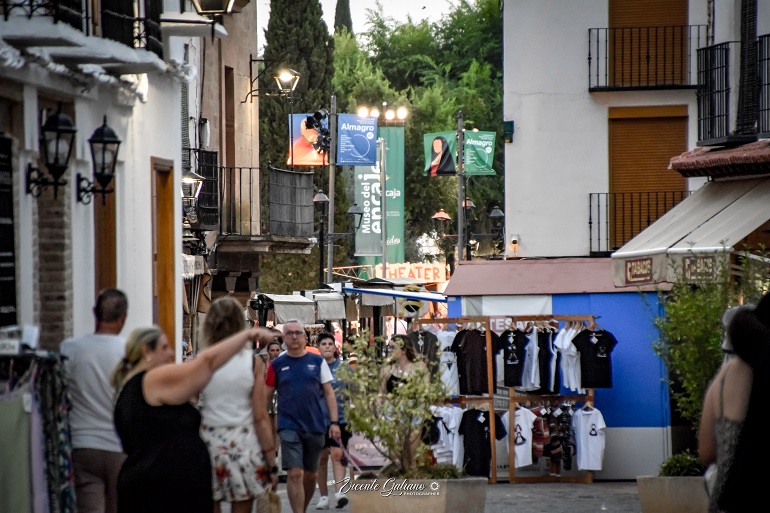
[334,491,348,509]
[315,496,329,509]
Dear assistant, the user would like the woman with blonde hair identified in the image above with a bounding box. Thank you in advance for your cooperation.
[112,322,274,513]
[199,296,279,513]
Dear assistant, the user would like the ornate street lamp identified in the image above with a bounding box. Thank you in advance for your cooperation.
[77,116,122,205]
[26,103,77,198]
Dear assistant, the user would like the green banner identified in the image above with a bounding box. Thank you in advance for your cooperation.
[423,131,457,176]
[354,127,405,264]
[463,130,497,175]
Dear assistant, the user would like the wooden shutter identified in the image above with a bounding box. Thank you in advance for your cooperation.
[609,106,688,248]
[609,0,689,87]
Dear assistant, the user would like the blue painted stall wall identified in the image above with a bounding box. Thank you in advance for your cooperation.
[552,292,670,429]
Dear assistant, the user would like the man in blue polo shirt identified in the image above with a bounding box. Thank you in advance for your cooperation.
[266,320,340,513]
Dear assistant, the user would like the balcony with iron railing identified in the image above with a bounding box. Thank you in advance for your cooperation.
[195,155,315,243]
[1,0,88,33]
[588,25,708,91]
[101,0,162,58]
[589,190,691,256]
[760,34,770,137]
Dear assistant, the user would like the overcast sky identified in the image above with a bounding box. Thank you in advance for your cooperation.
[255,0,457,53]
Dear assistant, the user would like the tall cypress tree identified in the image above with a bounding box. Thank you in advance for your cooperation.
[258,0,335,293]
[334,0,353,35]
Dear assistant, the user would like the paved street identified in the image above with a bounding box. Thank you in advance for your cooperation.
[224,476,643,513]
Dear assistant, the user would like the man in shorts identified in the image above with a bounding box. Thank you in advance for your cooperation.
[266,320,340,513]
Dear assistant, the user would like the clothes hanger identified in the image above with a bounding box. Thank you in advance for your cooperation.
[580,401,594,411]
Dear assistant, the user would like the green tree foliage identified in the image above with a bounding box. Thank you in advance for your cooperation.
[258,0,334,293]
[356,0,504,244]
[652,250,770,428]
[333,0,354,36]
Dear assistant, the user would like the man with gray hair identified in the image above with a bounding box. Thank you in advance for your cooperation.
[265,319,340,513]
[60,288,128,513]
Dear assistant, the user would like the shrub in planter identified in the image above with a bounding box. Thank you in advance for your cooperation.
[658,450,705,477]
[337,331,460,478]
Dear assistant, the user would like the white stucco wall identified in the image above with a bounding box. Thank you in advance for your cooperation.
[502,0,710,258]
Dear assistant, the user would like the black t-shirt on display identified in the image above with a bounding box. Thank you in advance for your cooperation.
[458,409,507,477]
[571,329,618,388]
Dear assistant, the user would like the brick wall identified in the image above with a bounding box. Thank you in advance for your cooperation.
[36,182,73,350]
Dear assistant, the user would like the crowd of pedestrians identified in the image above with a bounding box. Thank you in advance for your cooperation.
[61,289,357,513]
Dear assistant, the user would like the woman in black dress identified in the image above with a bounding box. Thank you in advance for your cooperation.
[111,324,275,513]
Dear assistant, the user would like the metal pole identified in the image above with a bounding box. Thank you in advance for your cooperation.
[456,111,464,262]
[326,94,336,284]
[378,137,387,279]
[289,92,294,169]
[318,207,326,289]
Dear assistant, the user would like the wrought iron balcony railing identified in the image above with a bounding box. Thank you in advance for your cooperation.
[697,41,739,145]
[589,190,691,255]
[588,25,707,91]
[195,156,314,239]
[759,34,770,137]
[101,0,162,58]
[1,0,88,33]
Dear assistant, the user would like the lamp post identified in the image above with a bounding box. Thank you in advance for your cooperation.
[273,68,301,169]
[314,190,364,288]
[356,103,409,277]
[463,198,475,260]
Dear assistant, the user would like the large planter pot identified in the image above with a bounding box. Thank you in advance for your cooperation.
[637,476,708,513]
[347,477,487,513]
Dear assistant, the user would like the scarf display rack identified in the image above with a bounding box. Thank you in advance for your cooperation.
[414,314,597,484]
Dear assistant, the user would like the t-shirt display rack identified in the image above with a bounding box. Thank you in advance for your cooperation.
[503,314,596,484]
[414,314,596,485]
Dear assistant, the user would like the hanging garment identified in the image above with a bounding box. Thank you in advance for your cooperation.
[458,409,507,477]
[517,329,540,392]
[512,406,537,468]
[554,325,583,393]
[572,329,618,388]
[572,407,606,471]
[500,329,528,387]
[438,350,460,396]
[407,330,440,374]
[0,385,33,513]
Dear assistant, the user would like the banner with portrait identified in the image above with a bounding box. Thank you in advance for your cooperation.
[423,131,457,176]
[287,113,327,166]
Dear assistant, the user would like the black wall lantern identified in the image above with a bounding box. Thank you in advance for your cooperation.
[26,103,77,198]
[77,116,121,205]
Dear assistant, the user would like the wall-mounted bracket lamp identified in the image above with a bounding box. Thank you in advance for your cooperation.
[26,103,76,199]
[77,116,121,205]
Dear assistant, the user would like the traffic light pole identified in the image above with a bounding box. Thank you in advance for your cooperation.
[326,94,336,285]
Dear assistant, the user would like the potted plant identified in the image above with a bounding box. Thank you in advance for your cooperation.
[637,451,708,513]
[336,332,487,513]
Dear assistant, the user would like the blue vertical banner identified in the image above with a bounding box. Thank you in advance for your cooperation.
[337,114,378,165]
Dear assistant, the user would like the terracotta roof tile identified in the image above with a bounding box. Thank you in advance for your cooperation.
[669,139,770,177]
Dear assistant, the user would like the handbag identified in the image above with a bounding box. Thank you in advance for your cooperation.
[256,488,281,513]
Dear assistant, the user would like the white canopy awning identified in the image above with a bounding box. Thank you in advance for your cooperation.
[261,294,316,325]
[611,177,770,286]
[313,292,346,321]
